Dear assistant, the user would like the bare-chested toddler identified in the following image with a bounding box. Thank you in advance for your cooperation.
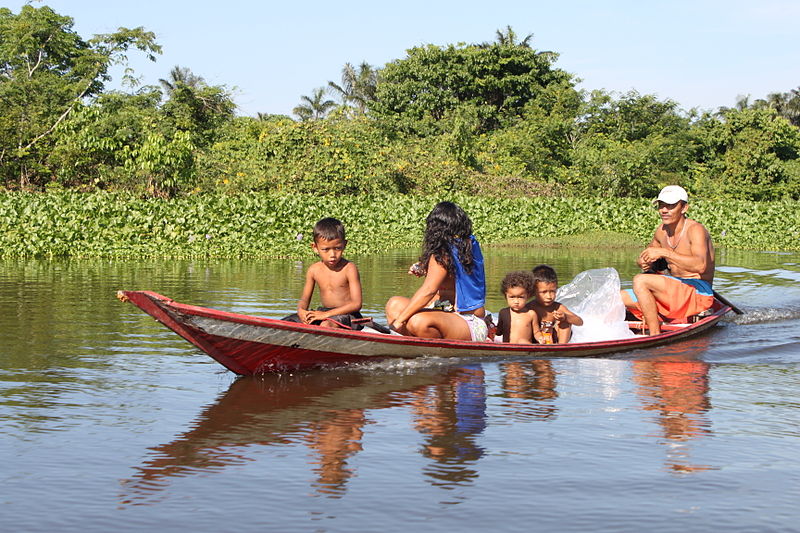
[496,271,540,344]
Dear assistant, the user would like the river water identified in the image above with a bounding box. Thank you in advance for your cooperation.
[2,247,800,532]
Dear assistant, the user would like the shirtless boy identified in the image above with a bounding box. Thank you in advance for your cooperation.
[528,265,583,344]
[620,185,715,335]
[496,271,540,344]
[287,217,363,328]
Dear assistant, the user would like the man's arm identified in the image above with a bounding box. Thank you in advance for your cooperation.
[637,233,661,270]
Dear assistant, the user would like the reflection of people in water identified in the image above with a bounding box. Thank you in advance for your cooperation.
[305,409,367,496]
[410,366,487,487]
[633,351,713,473]
[500,360,558,420]
[120,370,450,504]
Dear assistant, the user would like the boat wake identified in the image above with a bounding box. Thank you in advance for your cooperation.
[727,306,800,325]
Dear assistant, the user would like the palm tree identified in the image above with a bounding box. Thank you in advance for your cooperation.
[765,88,800,127]
[328,62,378,114]
[494,25,533,47]
[293,87,336,121]
[482,26,557,62]
[159,66,205,97]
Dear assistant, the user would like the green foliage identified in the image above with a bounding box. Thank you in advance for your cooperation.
[328,62,378,115]
[0,5,160,188]
[370,40,574,135]
[2,10,800,205]
[476,82,581,181]
[293,87,336,121]
[562,90,694,197]
[251,116,397,194]
[690,108,800,200]
[724,86,800,128]
[578,90,691,141]
[198,116,482,195]
[49,89,162,188]
[123,130,196,197]
[160,83,236,146]
[2,191,798,259]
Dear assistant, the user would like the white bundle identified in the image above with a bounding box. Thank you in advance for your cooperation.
[556,268,636,343]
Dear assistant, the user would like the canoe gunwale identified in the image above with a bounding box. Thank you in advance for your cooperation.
[119,290,732,374]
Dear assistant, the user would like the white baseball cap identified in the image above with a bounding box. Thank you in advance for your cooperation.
[656,185,688,204]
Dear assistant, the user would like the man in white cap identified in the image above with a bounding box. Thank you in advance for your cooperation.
[620,185,715,335]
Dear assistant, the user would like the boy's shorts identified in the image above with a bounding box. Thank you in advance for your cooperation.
[282,307,363,328]
[625,275,714,321]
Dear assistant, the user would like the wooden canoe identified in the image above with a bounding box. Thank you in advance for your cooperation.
[117,290,732,374]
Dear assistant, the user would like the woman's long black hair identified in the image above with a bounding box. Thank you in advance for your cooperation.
[418,201,475,275]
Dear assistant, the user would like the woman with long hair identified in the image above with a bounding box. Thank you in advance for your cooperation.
[385,202,487,340]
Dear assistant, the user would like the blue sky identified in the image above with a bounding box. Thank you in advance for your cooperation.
[8,0,800,117]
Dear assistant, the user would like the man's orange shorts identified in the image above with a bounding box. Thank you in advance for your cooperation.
[625,275,714,321]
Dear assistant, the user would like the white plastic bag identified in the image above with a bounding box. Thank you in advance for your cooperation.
[556,268,635,343]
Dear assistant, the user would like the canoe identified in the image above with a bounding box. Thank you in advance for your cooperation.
[117,290,732,374]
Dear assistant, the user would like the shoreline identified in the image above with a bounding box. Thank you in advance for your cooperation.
[2,190,798,257]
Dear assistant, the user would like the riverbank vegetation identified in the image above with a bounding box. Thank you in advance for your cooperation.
[1,6,799,257]
[2,191,798,257]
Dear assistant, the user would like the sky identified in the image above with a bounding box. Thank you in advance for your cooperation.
[7,0,800,117]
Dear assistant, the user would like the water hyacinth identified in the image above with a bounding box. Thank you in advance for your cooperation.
[0,190,798,258]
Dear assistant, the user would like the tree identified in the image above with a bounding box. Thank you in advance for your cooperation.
[760,88,800,128]
[493,25,532,47]
[159,65,205,97]
[563,90,694,197]
[50,88,162,188]
[690,107,800,200]
[328,61,378,114]
[577,90,691,142]
[159,81,236,146]
[719,88,800,129]
[293,87,336,121]
[0,5,161,188]
[370,37,573,135]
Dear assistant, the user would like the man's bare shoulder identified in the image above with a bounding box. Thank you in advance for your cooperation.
[687,218,711,239]
[651,223,667,244]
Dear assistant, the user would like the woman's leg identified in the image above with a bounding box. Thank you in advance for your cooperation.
[385,296,410,324]
[406,311,472,340]
[385,296,412,334]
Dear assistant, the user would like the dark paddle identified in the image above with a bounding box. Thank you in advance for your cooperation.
[713,290,744,315]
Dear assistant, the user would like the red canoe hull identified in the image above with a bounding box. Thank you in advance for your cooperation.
[117,290,731,374]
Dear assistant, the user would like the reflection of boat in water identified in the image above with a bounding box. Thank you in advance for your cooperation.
[117,290,732,374]
[121,366,487,503]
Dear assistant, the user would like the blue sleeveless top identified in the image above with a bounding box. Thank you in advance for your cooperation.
[450,235,486,312]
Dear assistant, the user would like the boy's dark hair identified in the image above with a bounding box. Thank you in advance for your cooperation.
[501,271,535,295]
[532,264,558,285]
[313,217,346,242]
